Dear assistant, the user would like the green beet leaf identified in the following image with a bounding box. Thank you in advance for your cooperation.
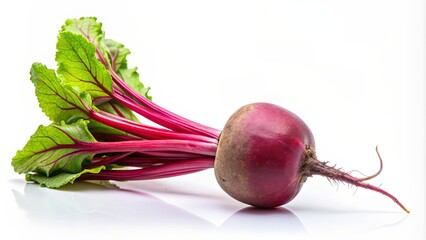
[97,100,140,123]
[12,119,97,177]
[26,166,105,188]
[30,63,92,123]
[60,17,151,100]
[118,67,152,100]
[102,39,151,99]
[103,38,130,71]
[30,62,134,137]
[56,31,113,98]
[61,17,105,50]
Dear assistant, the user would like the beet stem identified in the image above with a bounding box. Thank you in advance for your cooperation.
[80,158,215,181]
[109,69,221,139]
[89,109,217,143]
[85,152,133,169]
[86,139,217,157]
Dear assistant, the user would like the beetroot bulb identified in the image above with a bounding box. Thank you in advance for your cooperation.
[214,103,409,212]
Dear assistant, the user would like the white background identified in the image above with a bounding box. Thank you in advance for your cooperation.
[0,0,425,239]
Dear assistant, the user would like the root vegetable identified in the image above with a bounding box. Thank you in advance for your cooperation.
[13,17,409,213]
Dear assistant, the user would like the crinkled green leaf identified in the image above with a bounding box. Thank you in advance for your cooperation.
[61,17,113,70]
[118,67,151,100]
[103,39,130,71]
[103,39,151,99]
[30,63,92,123]
[61,17,104,48]
[12,120,97,176]
[56,31,113,98]
[60,17,151,100]
[25,166,106,188]
[97,100,140,122]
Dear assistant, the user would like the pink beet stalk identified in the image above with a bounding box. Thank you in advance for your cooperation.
[80,158,214,181]
[93,44,221,139]
[110,70,221,139]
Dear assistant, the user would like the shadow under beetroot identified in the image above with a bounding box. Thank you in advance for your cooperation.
[220,206,307,235]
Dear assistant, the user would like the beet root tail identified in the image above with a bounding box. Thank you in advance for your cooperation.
[302,146,409,213]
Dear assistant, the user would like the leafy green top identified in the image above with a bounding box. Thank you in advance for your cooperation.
[12,120,97,176]
[30,63,92,123]
[61,17,151,99]
[56,32,113,98]
[12,17,164,188]
[14,17,147,184]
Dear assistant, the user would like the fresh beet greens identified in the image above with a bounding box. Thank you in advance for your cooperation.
[14,17,218,188]
[13,17,409,213]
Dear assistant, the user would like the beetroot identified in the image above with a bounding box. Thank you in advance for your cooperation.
[215,103,314,208]
[215,103,408,212]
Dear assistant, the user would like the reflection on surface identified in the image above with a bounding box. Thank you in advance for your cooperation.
[221,207,307,235]
[12,182,213,230]
[12,181,307,236]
